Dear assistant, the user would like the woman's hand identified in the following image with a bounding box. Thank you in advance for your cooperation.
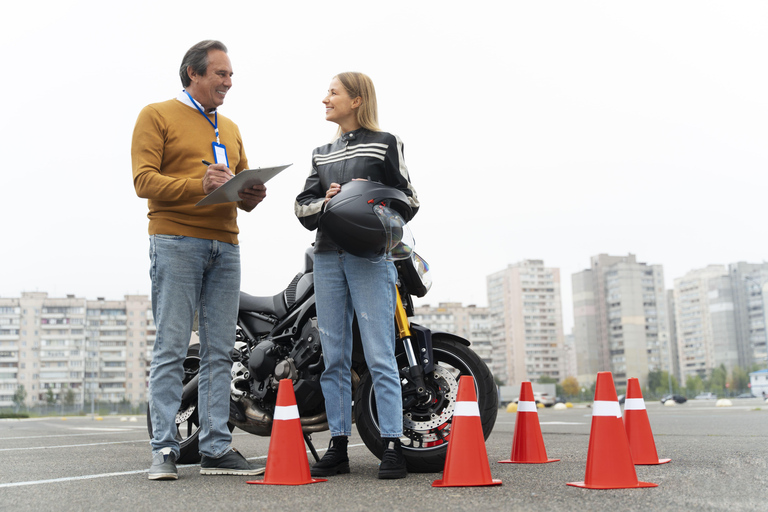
[324,182,341,204]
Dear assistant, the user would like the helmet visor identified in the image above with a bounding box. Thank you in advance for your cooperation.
[373,205,415,261]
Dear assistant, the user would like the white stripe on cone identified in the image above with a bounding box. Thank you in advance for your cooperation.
[454,401,480,417]
[517,401,538,413]
[274,404,300,421]
[624,398,646,411]
[592,400,622,418]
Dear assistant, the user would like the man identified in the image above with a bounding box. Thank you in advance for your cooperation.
[131,40,266,480]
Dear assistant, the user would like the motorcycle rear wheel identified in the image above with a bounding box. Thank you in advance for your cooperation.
[353,333,498,473]
[145,343,234,464]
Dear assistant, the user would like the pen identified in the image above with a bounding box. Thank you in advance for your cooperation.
[202,159,235,177]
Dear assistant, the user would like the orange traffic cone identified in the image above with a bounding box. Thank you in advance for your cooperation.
[432,375,501,487]
[567,372,657,489]
[499,381,559,464]
[247,379,326,486]
[624,377,671,465]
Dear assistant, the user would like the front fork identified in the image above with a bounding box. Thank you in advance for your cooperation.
[395,288,433,405]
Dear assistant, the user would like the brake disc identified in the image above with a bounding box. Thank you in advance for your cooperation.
[403,365,458,431]
[175,404,196,424]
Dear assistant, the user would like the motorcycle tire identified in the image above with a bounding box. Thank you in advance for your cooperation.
[353,333,498,473]
[145,343,234,464]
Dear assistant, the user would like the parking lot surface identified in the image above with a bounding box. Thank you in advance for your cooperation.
[1,398,766,511]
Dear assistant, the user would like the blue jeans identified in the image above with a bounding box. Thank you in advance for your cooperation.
[148,235,240,458]
[314,251,403,438]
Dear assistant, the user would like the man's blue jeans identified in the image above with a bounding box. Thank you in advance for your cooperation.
[314,251,403,439]
[147,235,240,458]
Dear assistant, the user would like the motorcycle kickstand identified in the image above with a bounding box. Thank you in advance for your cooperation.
[303,433,320,462]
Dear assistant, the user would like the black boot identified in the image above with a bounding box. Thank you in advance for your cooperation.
[311,436,350,477]
[378,438,407,479]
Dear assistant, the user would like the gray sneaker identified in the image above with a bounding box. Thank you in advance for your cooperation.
[200,447,266,476]
[148,448,178,480]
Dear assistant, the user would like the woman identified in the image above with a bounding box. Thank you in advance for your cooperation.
[294,72,419,479]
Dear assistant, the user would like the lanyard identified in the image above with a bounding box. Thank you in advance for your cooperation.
[185,90,219,143]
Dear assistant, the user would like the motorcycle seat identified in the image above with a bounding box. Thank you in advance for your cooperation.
[239,291,287,318]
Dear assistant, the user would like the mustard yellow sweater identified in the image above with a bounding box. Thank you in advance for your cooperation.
[131,99,249,244]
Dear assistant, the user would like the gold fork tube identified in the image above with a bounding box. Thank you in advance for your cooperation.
[395,287,412,340]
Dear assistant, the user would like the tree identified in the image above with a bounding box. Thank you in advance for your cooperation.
[561,376,580,398]
[730,366,749,394]
[12,385,27,412]
[63,387,76,407]
[45,388,56,406]
[647,370,663,393]
[709,364,727,395]
[685,374,704,397]
[646,370,678,397]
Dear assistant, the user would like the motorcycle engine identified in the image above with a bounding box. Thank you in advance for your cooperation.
[239,318,324,409]
[289,319,324,413]
[248,341,278,382]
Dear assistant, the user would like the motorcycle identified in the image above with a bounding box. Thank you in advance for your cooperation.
[147,248,498,472]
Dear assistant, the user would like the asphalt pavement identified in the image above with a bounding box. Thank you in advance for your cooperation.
[1,398,766,512]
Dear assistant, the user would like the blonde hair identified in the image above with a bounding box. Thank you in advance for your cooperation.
[333,72,380,139]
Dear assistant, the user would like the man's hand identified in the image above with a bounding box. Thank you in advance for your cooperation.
[202,162,234,194]
[238,184,267,211]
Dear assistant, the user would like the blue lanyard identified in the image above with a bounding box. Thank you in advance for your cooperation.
[185,90,219,143]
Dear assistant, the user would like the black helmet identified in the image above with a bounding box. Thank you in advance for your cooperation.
[319,180,414,261]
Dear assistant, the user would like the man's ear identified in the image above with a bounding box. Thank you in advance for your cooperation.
[187,65,198,83]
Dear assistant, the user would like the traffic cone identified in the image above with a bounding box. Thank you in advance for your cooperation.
[247,379,326,486]
[499,381,559,464]
[624,378,671,465]
[567,372,657,489]
[432,375,502,487]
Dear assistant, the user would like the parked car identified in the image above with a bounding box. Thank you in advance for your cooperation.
[694,392,717,400]
[735,393,755,399]
[535,392,556,407]
[617,394,626,405]
[661,394,687,404]
[514,392,556,407]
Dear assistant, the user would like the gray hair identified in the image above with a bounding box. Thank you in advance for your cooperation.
[179,40,228,88]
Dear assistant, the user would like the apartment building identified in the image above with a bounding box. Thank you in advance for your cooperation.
[572,254,671,389]
[486,260,565,389]
[0,292,154,408]
[729,262,768,368]
[562,333,578,381]
[411,303,492,368]
[673,263,768,380]
[673,265,739,380]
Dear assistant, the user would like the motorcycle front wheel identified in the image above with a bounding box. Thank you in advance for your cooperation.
[145,343,234,464]
[353,333,498,473]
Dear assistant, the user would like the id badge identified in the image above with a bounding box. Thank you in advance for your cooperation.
[212,142,229,167]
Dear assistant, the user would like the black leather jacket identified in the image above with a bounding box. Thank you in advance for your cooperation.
[295,128,419,252]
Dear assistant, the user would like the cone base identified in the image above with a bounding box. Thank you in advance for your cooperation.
[498,458,559,464]
[634,458,671,465]
[432,478,502,488]
[567,480,657,489]
[247,477,327,486]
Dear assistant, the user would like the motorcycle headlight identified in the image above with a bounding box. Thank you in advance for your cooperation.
[412,252,432,293]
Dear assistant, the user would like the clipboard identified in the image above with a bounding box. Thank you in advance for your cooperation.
[196,164,292,206]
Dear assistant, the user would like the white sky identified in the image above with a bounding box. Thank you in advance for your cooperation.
[1,1,766,332]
